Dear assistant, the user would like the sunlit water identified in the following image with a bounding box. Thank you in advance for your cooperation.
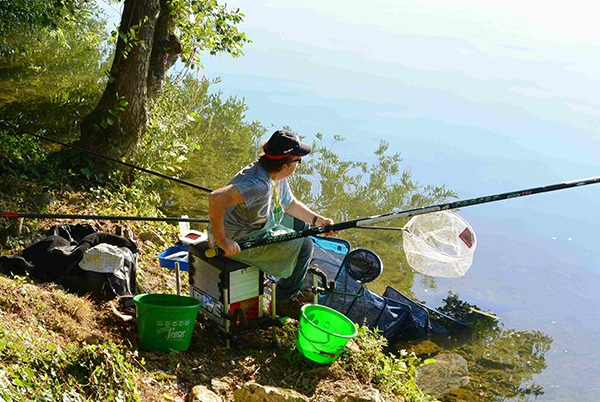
[181,64,600,399]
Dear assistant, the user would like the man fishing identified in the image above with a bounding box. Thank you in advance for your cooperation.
[208,129,336,319]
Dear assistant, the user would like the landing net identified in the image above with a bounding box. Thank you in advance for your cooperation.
[402,211,476,278]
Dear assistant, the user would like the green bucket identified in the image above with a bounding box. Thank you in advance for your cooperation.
[133,293,201,352]
[296,304,358,364]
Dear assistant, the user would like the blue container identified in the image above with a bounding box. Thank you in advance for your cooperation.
[158,244,189,271]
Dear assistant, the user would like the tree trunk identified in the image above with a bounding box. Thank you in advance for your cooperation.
[147,0,182,101]
[79,0,161,161]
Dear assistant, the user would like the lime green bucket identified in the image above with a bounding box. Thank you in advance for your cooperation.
[296,304,357,364]
[133,293,201,352]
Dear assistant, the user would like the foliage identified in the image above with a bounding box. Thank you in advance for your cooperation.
[146,74,267,220]
[0,276,140,402]
[0,0,92,35]
[341,326,438,401]
[140,74,212,175]
[0,128,47,172]
[0,4,110,136]
[168,0,250,64]
[0,334,140,402]
[0,127,52,215]
[76,0,250,166]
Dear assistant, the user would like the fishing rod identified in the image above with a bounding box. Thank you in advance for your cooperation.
[0,122,213,193]
[206,175,600,257]
[0,211,209,224]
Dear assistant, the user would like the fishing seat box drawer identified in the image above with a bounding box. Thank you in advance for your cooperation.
[188,241,266,331]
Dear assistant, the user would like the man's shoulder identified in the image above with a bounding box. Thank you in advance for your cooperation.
[230,163,270,195]
[231,163,269,184]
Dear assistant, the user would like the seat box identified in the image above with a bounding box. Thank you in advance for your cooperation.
[188,241,265,329]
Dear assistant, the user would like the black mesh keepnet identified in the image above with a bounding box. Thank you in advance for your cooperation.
[305,236,470,343]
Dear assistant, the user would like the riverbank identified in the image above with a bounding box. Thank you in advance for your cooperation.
[0,181,436,401]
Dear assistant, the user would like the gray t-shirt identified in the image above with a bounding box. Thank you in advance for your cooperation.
[216,162,293,240]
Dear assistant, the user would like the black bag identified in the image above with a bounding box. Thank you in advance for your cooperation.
[1,225,138,302]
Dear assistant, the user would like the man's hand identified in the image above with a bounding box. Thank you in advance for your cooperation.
[315,216,339,237]
[218,237,241,256]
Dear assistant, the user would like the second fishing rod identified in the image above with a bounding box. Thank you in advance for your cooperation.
[1,122,213,194]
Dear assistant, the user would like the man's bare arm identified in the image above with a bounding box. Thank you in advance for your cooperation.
[208,185,244,256]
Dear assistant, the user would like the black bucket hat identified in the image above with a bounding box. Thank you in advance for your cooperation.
[264,129,311,159]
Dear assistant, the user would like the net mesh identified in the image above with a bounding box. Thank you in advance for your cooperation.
[402,211,476,278]
[301,236,472,342]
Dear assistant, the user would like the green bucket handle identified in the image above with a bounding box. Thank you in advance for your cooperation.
[298,325,331,345]
[136,306,150,318]
[298,326,344,358]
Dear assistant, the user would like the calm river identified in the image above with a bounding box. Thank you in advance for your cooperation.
[184,57,600,402]
[151,1,600,399]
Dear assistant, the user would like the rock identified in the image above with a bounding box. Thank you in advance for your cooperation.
[233,383,309,401]
[189,385,222,402]
[335,387,386,402]
[410,340,440,357]
[139,231,166,246]
[211,378,232,394]
[415,354,469,397]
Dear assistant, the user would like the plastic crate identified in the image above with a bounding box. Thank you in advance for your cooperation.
[157,243,189,271]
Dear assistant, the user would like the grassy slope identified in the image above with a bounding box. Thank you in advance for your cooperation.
[0,187,434,402]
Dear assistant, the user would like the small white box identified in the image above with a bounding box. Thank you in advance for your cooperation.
[179,230,208,246]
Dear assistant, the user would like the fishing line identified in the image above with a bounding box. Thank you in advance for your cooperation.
[0,122,213,193]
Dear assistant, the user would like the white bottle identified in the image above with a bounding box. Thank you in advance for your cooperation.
[179,215,190,237]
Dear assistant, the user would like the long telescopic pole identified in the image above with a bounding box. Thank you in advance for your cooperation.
[0,211,209,224]
[0,122,213,193]
[206,175,600,257]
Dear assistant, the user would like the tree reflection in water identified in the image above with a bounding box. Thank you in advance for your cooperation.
[399,292,552,400]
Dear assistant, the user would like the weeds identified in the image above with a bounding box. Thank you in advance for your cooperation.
[0,330,140,402]
[0,275,140,402]
[340,326,438,401]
